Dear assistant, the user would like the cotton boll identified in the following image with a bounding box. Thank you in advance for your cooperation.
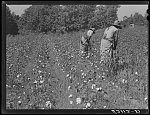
[66,74,70,77]
[86,102,91,108]
[70,101,73,104]
[45,101,52,108]
[91,84,96,89]
[135,72,138,75]
[68,94,73,98]
[76,97,82,104]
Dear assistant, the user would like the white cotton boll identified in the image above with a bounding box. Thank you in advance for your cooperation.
[86,102,91,108]
[144,97,148,101]
[102,76,105,80]
[91,84,96,89]
[39,75,43,79]
[99,60,102,64]
[68,86,71,90]
[135,79,138,82]
[38,70,42,73]
[122,79,125,83]
[96,87,102,91]
[83,80,87,83]
[18,100,22,104]
[17,74,21,78]
[135,72,138,75]
[18,96,21,99]
[115,85,119,88]
[40,80,44,83]
[97,75,101,78]
[70,101,73,104]
[81,73,84,76]
[46,101,52,108]
[96,88,99,91]
[102,75,105,78]
[66,74,70,77]
[68,94,73,98]
[103,106,106,108]
[33,80,38,84]
[76,97,82,104]
[102,72,106,75]
[69,76,72,79]
[111,82,115,85]
[82,74,86,78]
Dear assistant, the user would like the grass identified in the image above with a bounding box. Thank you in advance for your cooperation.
[6,26,148,109]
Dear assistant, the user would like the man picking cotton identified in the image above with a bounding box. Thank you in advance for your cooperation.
[100,20,122,64]
[80,28,96,58]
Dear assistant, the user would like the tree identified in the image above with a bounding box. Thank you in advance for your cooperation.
[18,5,46,33]
[18,5,63,34]
[60,5,96,32]
[12,12,20,22]
[17,5,120,34]
[123,16,128,21]
[6,6,19,35]
[121,12,147,28]
[88,5,120,29]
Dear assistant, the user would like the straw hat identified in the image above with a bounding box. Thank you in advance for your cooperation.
[87,28,96,37]
[113,20,120,26]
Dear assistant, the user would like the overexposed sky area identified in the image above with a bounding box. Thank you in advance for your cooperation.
[117,5,148,20]
[7,5,32,16]
[7,5,148,21]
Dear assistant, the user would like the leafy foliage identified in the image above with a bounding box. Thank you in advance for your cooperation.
[121,12,148,28]
[17,5,120,34]
[6,6,19,35]
[6,5,148,35]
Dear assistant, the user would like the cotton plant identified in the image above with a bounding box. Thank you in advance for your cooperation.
[45,101,52,108]
[76,97,82,104]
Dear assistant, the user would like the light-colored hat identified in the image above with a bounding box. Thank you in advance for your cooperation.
[113,20,120,26]
[86,28,96,37]
[87,30,93,37]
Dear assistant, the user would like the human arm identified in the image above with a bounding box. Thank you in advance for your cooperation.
[113,30,119,50]
[81,36,87,45]
[101,29,107,40]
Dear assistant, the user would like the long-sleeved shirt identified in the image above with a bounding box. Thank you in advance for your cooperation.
[103,26,119,42]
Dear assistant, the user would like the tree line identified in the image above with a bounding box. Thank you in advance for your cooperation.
[6,5,148,35]
[121,13,148,28]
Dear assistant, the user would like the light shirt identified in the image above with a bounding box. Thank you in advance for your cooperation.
[104,26,118,39]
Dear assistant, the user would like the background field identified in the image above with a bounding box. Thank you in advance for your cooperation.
[6,25,148,109]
